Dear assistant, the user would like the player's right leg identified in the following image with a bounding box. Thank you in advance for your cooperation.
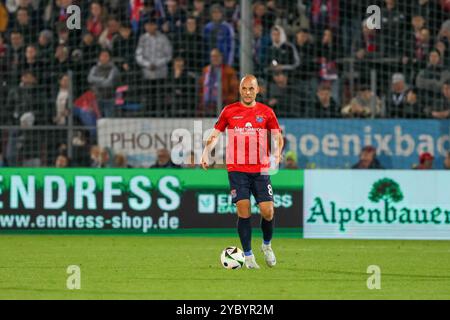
[228,172,260,269]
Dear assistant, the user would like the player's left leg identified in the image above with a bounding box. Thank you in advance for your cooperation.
[251,174,277,267]
[259,201,276,267]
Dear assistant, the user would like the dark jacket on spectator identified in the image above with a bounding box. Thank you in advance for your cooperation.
[88,62,120,100]
[165,68,197,117]
[416,64,450,94]
[311,96,341,118]
[265,27,300,74]
[173,31,205,73]
[5,84,49,125]
[295,40,318,80]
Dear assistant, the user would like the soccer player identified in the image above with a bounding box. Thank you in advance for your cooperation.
[201,75,283,269]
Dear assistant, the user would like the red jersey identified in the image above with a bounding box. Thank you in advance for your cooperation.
[214,102,281,173]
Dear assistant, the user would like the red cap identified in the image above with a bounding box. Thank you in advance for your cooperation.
[419,152,434,164]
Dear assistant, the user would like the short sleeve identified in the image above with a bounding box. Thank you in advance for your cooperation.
[214,108,228,132]
[266,109,281,132]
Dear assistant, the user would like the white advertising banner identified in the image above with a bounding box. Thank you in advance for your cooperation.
[304,170,450,239]
[97,118,218,167]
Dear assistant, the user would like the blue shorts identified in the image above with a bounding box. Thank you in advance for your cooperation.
[228,171,274,204]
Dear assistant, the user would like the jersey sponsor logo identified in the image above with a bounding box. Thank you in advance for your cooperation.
[233,123,262,135]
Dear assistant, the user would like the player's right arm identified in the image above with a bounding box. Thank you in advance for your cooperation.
[201,129,222,170]
[201,107,229,170]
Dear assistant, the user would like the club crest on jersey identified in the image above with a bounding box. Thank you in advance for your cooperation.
[256,116,264,123]
[231,189,237,198]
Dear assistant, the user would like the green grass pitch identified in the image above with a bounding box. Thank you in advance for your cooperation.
[0,235,449,299]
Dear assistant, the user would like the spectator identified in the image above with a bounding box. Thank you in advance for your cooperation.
[294,29,318,94]
[317,28,340,104]
[13,7,36,45]
[88,50,121,118]
[160,0,186,36]
[386,73,409,117]
[53,74,70,126]
[136,18,173,113]
[191,0,209,30]
[71,33,101,95]
[416,49,450,106]
[342,85,382,118]
[165,57,197,117]
[87,146,114,168]
[274,1,309,38]
[310,0,339,36]
[37,30,54,65]
[198,48,239,116]
[435,37,450,69]
[422,0,446,36]
[114,153,129,168]
[6,30,25,86]
[283,151,299,169]
[403,15,429,76]
[425,79,450,119]
[203,4,235,66]
[380,0,407,58]
[253,23,271,78]
[352,146,384,169]
[223,0,240,29]
[311,83,340,118]
[415,152,434,169]
[99,147,114,168]
[265,25,300,76]
[6,70,45,126]
[5,71,44,167]
[173,15,205,73]
[267,71,301,117]
[111,23,136,71]
[444,151,450,169]
[99,16,121,51]
[402,87,424,118]
[0,0,8,33]
[86,1,106,39]
[51,44,71,88]
[43,0,72,29]
[90,145,101,167]
[55,154,70,168]
[0,33,7,110]
[56,21,77,49]
[23,45,44,83]
[151,148,180,168]
[354,19,383,84]
[253,1,276,33]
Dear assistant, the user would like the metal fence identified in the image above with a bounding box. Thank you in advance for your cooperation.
[0,0,450,168]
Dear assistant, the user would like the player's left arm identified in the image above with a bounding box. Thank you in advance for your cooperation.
[267,111,284,165]
[272,130,284,165]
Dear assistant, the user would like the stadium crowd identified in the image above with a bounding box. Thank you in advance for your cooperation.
[1,0,450,168]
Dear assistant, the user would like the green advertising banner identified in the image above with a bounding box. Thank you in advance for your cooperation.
[0,169,303,235]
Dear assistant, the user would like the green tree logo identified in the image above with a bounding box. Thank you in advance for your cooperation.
[368,178,404,205]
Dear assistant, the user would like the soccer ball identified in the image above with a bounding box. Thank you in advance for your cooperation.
[220,246,245,269]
